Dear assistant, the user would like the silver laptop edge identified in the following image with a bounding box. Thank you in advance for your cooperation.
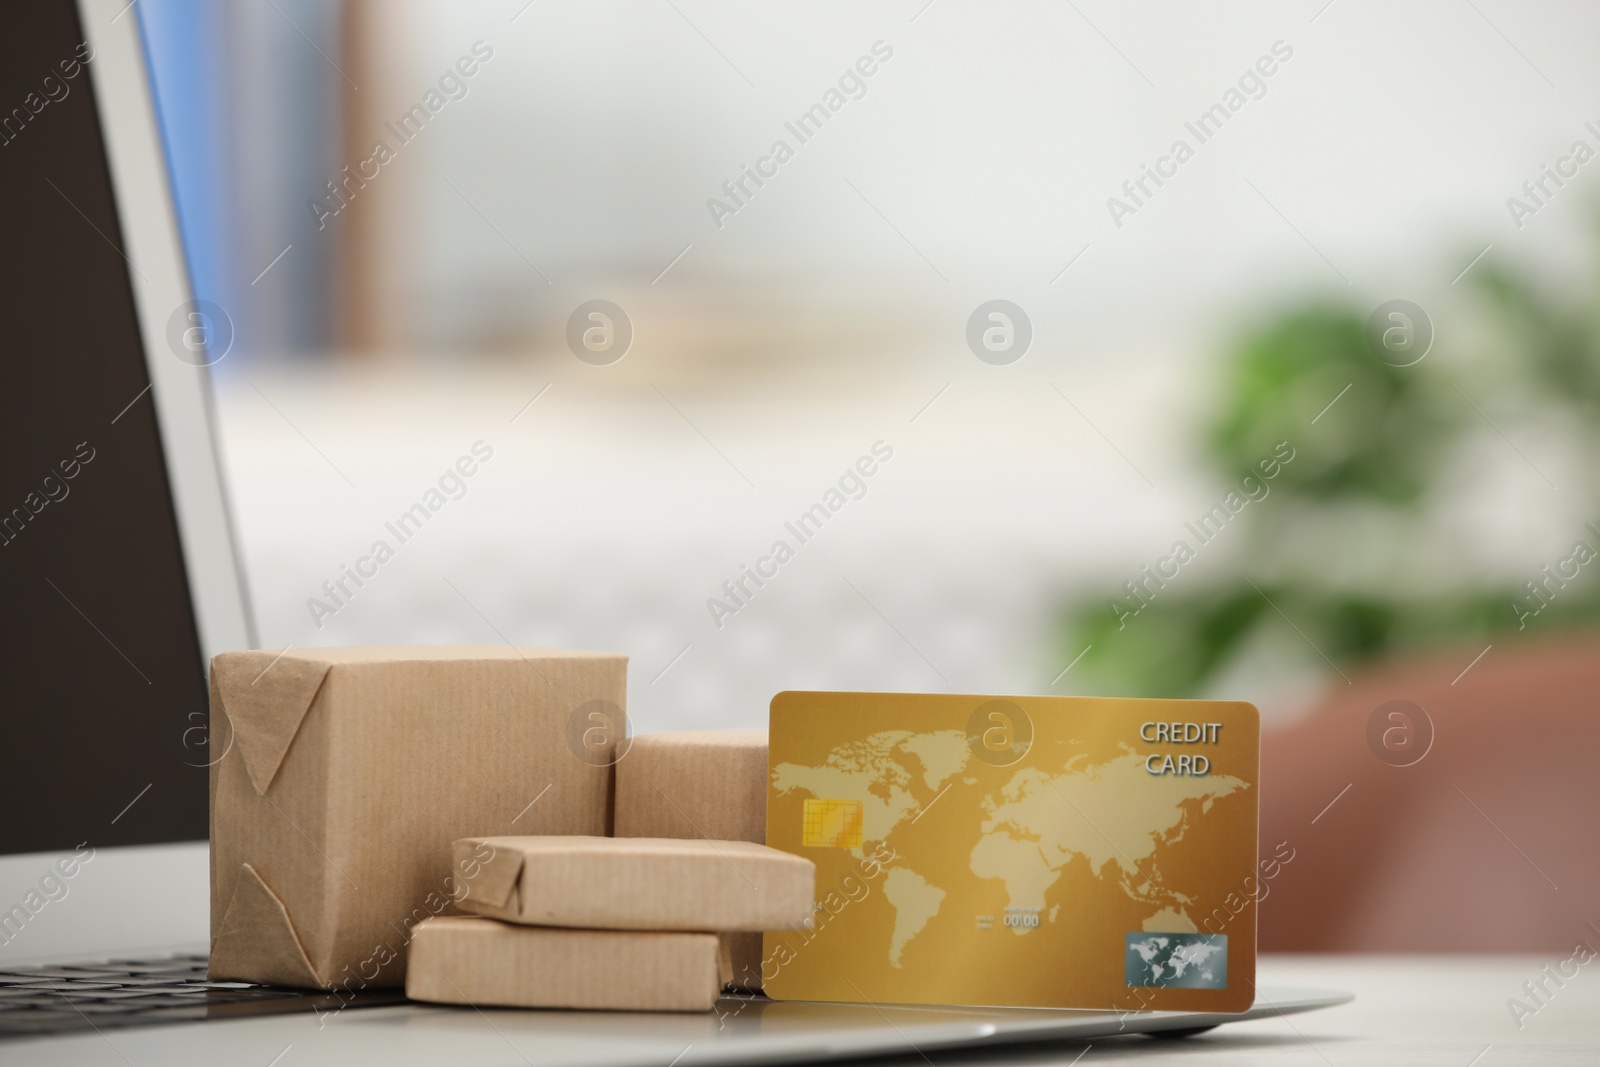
[81,0,256,665]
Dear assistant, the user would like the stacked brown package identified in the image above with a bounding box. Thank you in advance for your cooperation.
[407,918,730,1013]
[206,648,795,1012]
[406,835,812,1011]
[207,646,625,993]
[613,729,772,990]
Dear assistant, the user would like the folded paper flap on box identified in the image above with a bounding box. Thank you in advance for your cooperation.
[455,837,523,910]
[209,863,323,988]
[212,652,333,796]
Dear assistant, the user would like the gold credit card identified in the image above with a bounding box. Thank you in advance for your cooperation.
[762,691,1260,1014]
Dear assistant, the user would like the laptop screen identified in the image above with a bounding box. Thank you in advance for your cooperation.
[0,1,209,853]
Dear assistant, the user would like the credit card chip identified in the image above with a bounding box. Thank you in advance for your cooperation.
[801,798,863,848]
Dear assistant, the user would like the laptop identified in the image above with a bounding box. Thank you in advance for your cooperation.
[0,0,1347,1061]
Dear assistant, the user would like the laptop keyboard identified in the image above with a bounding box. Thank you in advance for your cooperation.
[0,953,408,1039]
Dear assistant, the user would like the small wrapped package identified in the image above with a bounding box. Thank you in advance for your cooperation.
[454,835,813,932]
[614,729,771,989]
[614,729,768,842]
[208,646,626,991]
[407,917,727,1012]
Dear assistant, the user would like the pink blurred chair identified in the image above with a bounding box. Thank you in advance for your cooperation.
[1257,631,1600,951]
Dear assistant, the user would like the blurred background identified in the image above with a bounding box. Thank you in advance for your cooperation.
[139,0,1600,949]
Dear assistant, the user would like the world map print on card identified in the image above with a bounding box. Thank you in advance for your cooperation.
[763,692,1259,1014]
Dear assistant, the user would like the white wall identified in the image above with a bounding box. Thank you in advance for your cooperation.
[341,0,1600,353]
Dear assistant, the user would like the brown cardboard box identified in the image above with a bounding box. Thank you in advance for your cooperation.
[406,917,725,1012]
[614,729,767,842]
[454,836,813,932]
[207,646,626,991]
[614,729,771,989]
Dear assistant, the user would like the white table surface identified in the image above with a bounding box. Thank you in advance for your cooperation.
[839,955,1599,1066]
